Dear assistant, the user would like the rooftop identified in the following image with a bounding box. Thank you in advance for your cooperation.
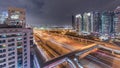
[0,24,22,28]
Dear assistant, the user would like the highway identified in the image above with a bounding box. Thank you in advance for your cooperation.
[34,32,71,68]
[34,31,119,68]
[89,49,120,68]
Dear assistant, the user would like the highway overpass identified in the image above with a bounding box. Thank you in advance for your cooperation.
[37,44,120,68]
[34,30,120,68]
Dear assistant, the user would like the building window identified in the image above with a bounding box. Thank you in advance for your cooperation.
[24,49,27,52]
[0,34,6,38]
[30,36,33,39]
[24,53,27,56]
[8,56,15,60]
[9,65,15,68]
[30,40,33,45]
[0,44,6,48]
[0,64,6,67]
[7,34,22,38]
[24,45,27,48]
[24,33,27,36]
[17,33,22,36]
[24,60,27,64]
[24,41,27,44]
[7,34,16,37]
[24,37,27,40]
[17,42,22,46]
[17,42,22,48]
[8,39,14,42]
[8,52,15,56]
[0,49,6,53]
[8,48,15,51]
[17,38,22,41]
[0,59,6,63]
[24,57,27,60]
[0,54,6,58]
[24,64,27,67]
[0,40,5,43]
[8,43,14,47]
[9,61,15,65]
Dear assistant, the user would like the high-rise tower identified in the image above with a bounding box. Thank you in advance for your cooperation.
[0,7,33,68]
[114,6,120,35]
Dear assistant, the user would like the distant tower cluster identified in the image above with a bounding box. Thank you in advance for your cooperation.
[72,6,120,37]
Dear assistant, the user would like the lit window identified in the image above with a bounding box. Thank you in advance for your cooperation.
[17,38,22,41]
[11,15,19,19]
[0,44,6,48]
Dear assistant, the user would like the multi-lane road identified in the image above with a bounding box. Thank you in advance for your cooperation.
[34,31,69,68]
[34,29,120,68]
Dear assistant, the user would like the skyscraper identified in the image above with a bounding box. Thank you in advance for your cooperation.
[75,12,101,35]
[75,14,82,34]
[101,11,114,35]
[114,6,120,35]
[83,12,91,33]
[0,7,33,68]
[72,15,75,30]
[90,12,101,33]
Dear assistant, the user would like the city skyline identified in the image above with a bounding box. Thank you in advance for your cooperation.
[0,0,120,26]
[1,1,120,68]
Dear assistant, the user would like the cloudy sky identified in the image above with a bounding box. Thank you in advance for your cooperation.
[0,0,120,27]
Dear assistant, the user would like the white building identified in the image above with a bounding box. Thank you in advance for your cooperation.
[0,28,33,68]
[75,14,82,35]
[83,12,91,33]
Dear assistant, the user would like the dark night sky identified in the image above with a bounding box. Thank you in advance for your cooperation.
[0,0,120,27]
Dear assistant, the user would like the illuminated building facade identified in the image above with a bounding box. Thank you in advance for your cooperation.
[90,12,101,33]
[7,7,26,28]
[83,12,92,33]
[0,28,33,68]
[0,7,33,68]
[73,6,120,37]
[75,12,102,35]
[101,11,114,35]
[75,14,82,34]
[114,6,120,35]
